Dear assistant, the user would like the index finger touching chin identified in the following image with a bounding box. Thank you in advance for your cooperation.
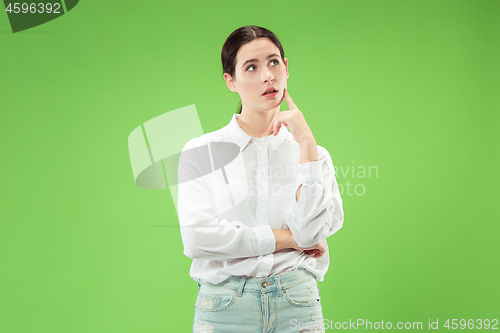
[284,89,298,110]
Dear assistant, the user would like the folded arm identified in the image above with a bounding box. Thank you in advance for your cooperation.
[178,139,291,261]
[285,144,344,248]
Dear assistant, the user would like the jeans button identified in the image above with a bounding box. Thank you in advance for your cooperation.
[261,281,272,288]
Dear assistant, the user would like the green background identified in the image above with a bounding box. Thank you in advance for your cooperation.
[1,0,498,332]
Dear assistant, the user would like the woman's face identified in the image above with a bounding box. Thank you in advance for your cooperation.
[224,38,289,112]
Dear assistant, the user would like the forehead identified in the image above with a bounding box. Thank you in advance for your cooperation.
[235,38,280,65]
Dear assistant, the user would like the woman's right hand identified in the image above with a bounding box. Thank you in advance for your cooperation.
[273,230,327,258]
[296,240,327,259]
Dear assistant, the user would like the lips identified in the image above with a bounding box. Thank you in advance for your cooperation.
[263,88,278,95]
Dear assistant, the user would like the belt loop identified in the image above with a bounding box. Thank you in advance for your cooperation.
[276,275,284,297]
[236,276,247,297]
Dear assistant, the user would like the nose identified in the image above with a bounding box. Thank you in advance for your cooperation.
[262,67,274,84]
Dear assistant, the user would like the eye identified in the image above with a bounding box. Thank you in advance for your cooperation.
[270,59,280,66]
[246,64,256,72]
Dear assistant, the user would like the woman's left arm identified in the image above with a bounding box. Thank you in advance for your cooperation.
[286,145,344,248]
[268,89,344,248]
[296,138,320,201]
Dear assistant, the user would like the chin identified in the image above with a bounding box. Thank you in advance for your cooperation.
[262,103,280,111]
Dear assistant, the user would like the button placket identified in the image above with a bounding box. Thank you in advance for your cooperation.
[255,141,269,226]
[261,143,269,225]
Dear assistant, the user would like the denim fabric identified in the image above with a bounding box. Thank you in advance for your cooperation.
[193,268,325,332]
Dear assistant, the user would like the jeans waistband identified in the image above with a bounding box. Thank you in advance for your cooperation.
[197,268,317,295]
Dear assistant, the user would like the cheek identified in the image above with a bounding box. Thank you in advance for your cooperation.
[278,67,287,79]
[240,79,258,93]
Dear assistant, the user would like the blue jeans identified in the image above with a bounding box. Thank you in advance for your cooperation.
[193,268,325,332]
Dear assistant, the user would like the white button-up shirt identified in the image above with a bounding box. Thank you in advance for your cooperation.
[177,113,344,284]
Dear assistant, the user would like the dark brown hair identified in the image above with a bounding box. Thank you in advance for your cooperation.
[221,26,285,114]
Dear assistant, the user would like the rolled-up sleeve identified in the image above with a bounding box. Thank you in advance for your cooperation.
[285,146,344,248]
[177,139,276,261]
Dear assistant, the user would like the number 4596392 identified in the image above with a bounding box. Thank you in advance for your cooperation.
[444,319,498,329]
[5,3,61,14]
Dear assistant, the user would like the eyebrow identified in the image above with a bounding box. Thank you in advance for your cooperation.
[241,53,280,68]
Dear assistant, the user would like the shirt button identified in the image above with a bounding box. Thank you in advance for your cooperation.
[261,198,265,202]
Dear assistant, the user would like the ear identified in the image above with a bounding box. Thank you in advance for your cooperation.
[223,73,237,92]
[284,58,289,79]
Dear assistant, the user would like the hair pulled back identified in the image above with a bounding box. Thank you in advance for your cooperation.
[221,26,285,114]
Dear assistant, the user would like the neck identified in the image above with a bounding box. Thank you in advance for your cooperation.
[237,105,280,138]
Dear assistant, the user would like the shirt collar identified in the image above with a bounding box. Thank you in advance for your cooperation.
[227,113,288,152]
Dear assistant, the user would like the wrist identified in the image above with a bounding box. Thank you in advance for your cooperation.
[299,136,316,146]
[289,234,299,250]
[299,139,318,164]
[285,230,299,249]
[273,229,297,251]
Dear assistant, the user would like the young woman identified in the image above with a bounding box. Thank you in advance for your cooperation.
[177,25,344,333]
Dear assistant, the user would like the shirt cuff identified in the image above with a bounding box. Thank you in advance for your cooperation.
[296,160,323,187]
[254,225,276,255]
